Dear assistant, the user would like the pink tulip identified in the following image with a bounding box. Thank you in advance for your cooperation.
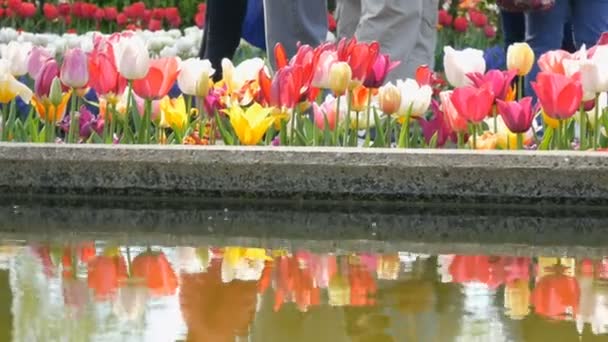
[310,50,338,89]
[537,50,571,75]
[467,69,517,100]
[312,99,337,130]
[496,97,534,133]
[27,46,53,80]
[35,59,59,97]
[450,86,495,124]
[363,53,400,88]
[418,100,454,147]
[440,90,468,133]
[60,48,89,89]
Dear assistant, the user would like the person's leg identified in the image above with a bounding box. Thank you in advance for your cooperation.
[561,21,576,52]
[500,10,525,50]
[571,0,608,49]
[199,0,248,81]
[263,0,328,69]
[524,0,569,96]
[335,0,361,39]
[402,0,439,79]
[355,0,423,81]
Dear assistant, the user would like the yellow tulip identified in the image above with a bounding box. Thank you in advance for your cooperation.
[504,279,530,320]
[507,43,535,76]
[159,95,187,131]
[31,91,72,123]
[471,131,498,149]
[329,62,352,95]
[223,102,275,145]
[0,73,32,104]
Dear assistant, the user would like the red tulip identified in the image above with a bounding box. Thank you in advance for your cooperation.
[58,3,71,16]
[17,2,36,18]
[469,10,487,28]
[131,250,178,297]
[0,9,5,18]
[7,0,22,11]
[132,57,179,99]
[94,8,105,22]
[165,7,180,22]
[467,69,517,101]
[270,65,304,109]
[338,38,380,84]
[125,1,146,19]
[274,43,289,69]
[531,72,583,120]
[148,19,162,31]
[450,86,495,124]
[484,25,497,39]
[88,43,124,96]
[82,3,97,19]
[151,8,165,19]
[441,90,469,133]
[497,97,534,133]
[104,6,117,21]
[194,10,205,28]
[438,9,453,27]
[71,1,83,18]
[168,15,181,28]
[363,53,400,88]
[453,16,469,33]
[116,13,127,26]
[43,3,59,21]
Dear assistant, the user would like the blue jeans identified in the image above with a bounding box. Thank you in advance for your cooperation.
[524,0,608,97]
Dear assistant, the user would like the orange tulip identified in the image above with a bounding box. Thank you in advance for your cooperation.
[31,90,72,123]
[531,265,580,319]
[87,252,128,301]
[132,57,180,99]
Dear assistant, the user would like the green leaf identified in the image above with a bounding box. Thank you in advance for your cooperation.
[539,127,553,151]
[429,132,439,149]
[371,109,385,148]
[215,112,235,145]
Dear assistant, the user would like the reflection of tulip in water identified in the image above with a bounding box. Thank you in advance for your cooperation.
[504,279,530,320]
[112,284,148,322]
[531,263,580,320]
[329,273,350,307]
[377,254,400,280]
[449,255,505,289]
[131,249,178,297]
[87,252,128,301]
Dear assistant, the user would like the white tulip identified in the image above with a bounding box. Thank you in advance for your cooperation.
[580,45,608,94]
[443,46,486,88]
[222,57,264,91]
[177,58,215,97]
[159,46,178,58]
[113,35,150,80]
[396,78,433,117]
[1,41,32,77]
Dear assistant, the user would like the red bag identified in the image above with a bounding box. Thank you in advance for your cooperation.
[497,0,555,12]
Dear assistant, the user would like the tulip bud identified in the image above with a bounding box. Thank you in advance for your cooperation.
[378,83,401,115]
[49,77,63,106]
[329,62,351,96]
[507,43,535,76]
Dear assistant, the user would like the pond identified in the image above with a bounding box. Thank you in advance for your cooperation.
[0,196,607,341]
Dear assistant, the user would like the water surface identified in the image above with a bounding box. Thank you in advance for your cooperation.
[0,197,607,341]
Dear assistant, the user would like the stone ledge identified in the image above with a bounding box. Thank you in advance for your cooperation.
[0,143,607,203]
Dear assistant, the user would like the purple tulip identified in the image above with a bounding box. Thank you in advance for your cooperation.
[496,97,534,134]
[363,53,400,88]
[60,106,104,140]
[60,48,89,89]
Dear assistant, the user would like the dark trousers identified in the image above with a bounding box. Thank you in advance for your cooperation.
[199,0,248,81]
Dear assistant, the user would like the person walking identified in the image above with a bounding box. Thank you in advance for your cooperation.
[200,0,328,76]
[335,0,439,82]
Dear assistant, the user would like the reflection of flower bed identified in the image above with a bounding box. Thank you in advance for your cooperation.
[15,242,608,339]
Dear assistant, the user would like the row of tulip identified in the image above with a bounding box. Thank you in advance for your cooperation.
[0,27,607,150]
[0,0,205,33]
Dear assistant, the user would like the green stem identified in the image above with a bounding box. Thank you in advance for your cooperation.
[457,132,464,149]
[472,124,477,149]
[492,104,497,133]
[364,91,372,147]
[1,103,7,141]
[517,75,523,101]
[516,133,523,150]
[334,95,341,146]
[558,119,563,150]
[579,103,586,150]
[594,93,600,150]
[386,116,393,148]
[343,92,351,147]
[290,108,297,146]
[138,99,152,144]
